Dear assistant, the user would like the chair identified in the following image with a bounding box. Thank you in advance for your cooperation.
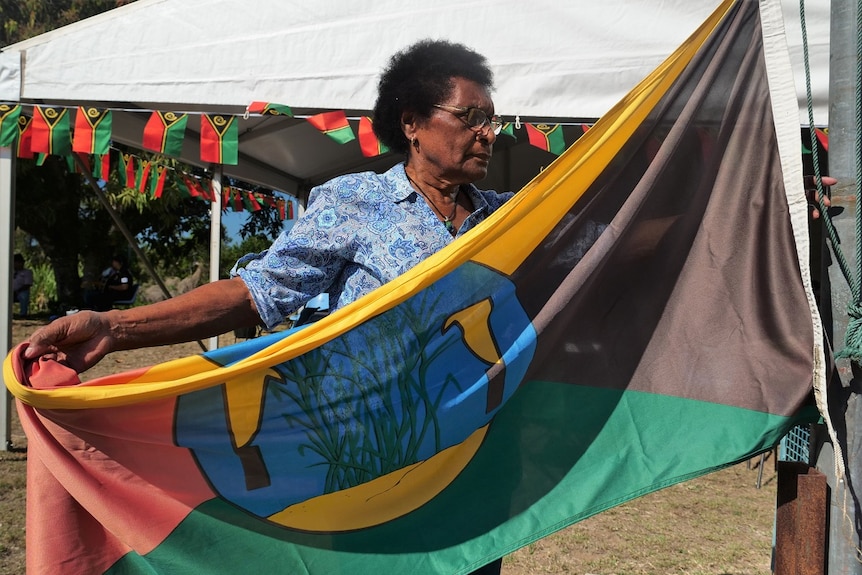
[112,284,139,307]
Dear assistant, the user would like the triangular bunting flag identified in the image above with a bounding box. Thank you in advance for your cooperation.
[200,115,239,165]
[143,111,188,156]
[307,111,355,144]
[93,153,111,182]
[277,198,287,220]
[815,127,828,151]
[31,106,71,156]
[524,123,567,155]
[137,160,152,193]
[177,173,196,198]
[232,187,244,212]
[16,115,33,159]
[499,122,516,139]
[121,154,136,188]
[149,166,168,198]
[246,102,293,116]
[73,107,112,155]
[0,104,21,147]
[357,116,389,157]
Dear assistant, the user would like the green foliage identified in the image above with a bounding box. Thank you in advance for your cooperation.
[29,262,57,313]
[220,235,275,278]
[1,0,136,46]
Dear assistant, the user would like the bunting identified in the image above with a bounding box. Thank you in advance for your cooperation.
[30,106,71,156]
[307,110,355,144]
[72,107,112,155]
[0,103,21,147]
[357,116,389,157]
[143,111,188,156]
[524,122,567,155]
[93,153,111,181]
[137,160,152,193]
[120,153,136,188]
[16,115,33,159]
[150,165,168,198]
[246,101,293,116]
[499,122,516,139]
[200,114,239,165]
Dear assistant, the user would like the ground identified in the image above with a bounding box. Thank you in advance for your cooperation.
[1,318,779,575]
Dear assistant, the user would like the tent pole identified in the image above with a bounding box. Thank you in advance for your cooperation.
[1,146,14,451]
[208,167,223,351]
[73,154,207,353]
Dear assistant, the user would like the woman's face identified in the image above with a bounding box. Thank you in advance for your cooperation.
[405,76,497,185]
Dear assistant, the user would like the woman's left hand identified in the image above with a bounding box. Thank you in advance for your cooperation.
[805,175,836,219]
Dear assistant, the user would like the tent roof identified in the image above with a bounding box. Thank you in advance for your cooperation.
[0,0,831,195]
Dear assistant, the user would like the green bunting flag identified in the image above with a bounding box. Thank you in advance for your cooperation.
[246,101,293,117]
[149,165,168,198]
[16,115,33,159]
[143,111,188,156]
[119,153,136,188]
[93,153,111,181]
[0,104,21,147]
[73,107,112,155]
[499,122,516,139]
[200,115,239,165]
[31,106,71,156]
[357,116,389,157]
[137,160,151,193]
[307,110,355,144]
[524,123,567,155]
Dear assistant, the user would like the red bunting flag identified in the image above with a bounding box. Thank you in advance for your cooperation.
[73,107,112,155]
[246,102,293,117]
[137,160,152,193]
[92,153,111,181]
[307,111,355,144]
[232,187,244,212]
[357,116,389,157]
[16,115,33,159]
[200,115,239,165]
[31,106,71,156]
[246,191,263,212]
[143,111,187,156]
[814,127,828,151]
[149,165,168,198]
[120,153,136,188]
[524,123,567,155]
[0,104,21,147]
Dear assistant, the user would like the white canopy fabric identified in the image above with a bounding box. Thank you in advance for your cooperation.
[0,0,831,196]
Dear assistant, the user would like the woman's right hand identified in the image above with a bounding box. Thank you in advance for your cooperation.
[23,311,116,374]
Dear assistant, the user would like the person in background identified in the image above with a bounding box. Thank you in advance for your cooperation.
[82,254,134,311]
[12,253,34,318]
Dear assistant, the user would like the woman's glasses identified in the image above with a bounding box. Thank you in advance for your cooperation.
[433,104,503,135]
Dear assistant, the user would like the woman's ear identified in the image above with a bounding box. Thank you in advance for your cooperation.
[401,111,417,141]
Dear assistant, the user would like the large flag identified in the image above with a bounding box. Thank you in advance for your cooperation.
[4,1,834,574]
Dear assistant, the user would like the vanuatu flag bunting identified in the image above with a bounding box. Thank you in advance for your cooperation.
[72,107,112,155]
[16,115,33,158]
[524,122,567,155]
[200,114,239,165]
[4,1,837,574]
[358,116,389,157]
[0,103,21,147]
[93,153,111,181]
[143,111,188,156]
[30,106,71,156]
[246,101,293,117]
[307,110,355,144]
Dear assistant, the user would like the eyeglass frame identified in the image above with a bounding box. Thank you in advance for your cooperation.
[432,104,503,135]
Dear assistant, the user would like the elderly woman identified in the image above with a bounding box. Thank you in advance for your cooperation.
[25,39,508,575]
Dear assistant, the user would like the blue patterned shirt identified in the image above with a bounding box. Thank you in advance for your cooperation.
[232,162,513,329]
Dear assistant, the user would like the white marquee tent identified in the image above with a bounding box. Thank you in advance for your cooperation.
[0,0,831,446]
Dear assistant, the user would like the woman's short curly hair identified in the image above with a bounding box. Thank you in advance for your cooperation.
[372,39,494,155]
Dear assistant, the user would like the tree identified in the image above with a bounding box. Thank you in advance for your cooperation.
[4,0,287,311]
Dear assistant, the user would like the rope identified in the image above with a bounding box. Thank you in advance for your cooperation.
[800,0,862,360]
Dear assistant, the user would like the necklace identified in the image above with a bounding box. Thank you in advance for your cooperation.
[405,172,461,236]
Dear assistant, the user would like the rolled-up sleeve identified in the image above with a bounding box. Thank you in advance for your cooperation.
[231,185,347,329]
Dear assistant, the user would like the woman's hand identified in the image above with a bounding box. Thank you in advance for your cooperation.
[805,175,836,219]
[24,311,116,374]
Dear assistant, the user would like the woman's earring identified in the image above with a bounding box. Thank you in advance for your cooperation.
[411,137,419,149]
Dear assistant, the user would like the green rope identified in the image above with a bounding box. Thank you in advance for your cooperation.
[800,0,862,360]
